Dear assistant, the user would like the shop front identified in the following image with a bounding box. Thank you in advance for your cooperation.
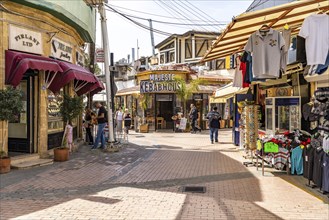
[0,2,100,156]
[202,0,329,194]
[136,70,188,131]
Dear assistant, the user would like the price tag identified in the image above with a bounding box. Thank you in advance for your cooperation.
[305,156,308,162]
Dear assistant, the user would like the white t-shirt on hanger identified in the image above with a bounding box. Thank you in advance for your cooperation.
[299,14,329,65]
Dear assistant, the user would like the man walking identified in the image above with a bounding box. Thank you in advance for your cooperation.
[189,104,201,133]
[92,102,107,149]
[207,106,220,144]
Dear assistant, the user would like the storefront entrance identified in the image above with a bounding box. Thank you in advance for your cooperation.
[8,73,37,153]
[156,94,174,130]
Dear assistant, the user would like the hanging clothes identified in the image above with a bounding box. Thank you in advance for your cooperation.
[312,148,325,187]
[322,153,329,192]
[239,58,250,88]
[299,14,329,65]
[241,51,254,83]
[244,28,286,79]
[232,55,243,88]
[291,146,303,175]
[303,146,315,180]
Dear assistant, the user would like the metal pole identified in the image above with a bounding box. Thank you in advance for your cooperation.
[99,3,115,143]
[148,19,155,56]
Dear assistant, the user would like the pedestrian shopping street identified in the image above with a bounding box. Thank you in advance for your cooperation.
[0,129,328,220]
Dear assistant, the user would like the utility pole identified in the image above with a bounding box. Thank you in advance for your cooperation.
[98,3,115,144]
[148,19,155,56]
[137,39,139,60]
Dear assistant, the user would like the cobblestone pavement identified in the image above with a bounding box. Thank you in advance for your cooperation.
[0,129,328,220]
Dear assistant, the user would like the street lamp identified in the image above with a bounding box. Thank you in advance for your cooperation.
[84,0,115,144]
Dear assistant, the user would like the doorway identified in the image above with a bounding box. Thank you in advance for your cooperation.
[156,94,174,129]
[8,73,37,153]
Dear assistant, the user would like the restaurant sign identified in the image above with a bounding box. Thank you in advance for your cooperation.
[51,38,73,63]
[9,25,42,54]
[140,73,181,93]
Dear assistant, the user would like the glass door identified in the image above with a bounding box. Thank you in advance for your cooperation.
[8,76,35,153]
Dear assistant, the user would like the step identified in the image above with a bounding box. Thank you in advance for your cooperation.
[10,153,40,164]
[11,159,54,170]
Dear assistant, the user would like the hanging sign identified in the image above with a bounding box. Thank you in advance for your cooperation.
[51,38,73,63]
[96,48,105,63]
[140,73,181,93]
[9,25,42,54]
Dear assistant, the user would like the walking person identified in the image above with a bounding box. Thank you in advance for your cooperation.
[123,113,132,142]
[84,107,94,145]
[207,106,221,144]
[115,107,124,133]
[189,104,201,133]
[92,102,107,149]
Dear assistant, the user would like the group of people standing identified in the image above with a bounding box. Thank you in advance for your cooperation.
[83,103,132,150]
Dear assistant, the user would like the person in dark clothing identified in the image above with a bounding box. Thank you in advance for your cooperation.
[124,113,132,134]
[189,104,201,134]
[84,107,94,145]
[92,102,107,149]
[207,106,221,144]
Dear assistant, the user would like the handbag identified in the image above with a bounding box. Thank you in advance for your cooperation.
[264,142,279,153]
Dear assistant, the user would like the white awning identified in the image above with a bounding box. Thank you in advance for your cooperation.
[215,82,249,98]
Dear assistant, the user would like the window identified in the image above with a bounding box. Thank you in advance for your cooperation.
[216,59,225,70]
[185,39,192,59]
[160,54,165,64]
[195,38,209,57]
[170,51,175,62]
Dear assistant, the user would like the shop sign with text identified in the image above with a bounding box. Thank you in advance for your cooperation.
[140,73,181,93]
[9,25,42,54]
[51,38,73,63]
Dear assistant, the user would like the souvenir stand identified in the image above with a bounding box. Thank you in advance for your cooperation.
[238,102,261,167]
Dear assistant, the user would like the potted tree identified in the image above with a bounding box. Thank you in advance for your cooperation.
[138,94,150,133]
[0,86,23,174]
[54,94,84,162]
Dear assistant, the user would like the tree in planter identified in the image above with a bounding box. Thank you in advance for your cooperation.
[59,94,84,148]
[174,77,203,117]
[0,86,23,157]
[138,93,150,124]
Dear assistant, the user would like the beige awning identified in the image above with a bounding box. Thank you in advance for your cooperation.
[202,0,329,62]
[215,83,249,97]
[116,86,140,96]
[209,96,227,104]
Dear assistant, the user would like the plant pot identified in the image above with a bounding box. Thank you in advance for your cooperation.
[54,148,69,162]
[140,124,149,133]
[0,157,11,174]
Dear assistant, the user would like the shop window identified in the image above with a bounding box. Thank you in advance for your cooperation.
[48,89,64,134]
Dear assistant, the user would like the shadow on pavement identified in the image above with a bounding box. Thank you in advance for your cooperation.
[1,132,323,219]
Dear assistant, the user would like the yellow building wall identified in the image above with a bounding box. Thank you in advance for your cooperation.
[0,1,88,154]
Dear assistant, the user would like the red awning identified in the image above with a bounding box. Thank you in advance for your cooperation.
[76,77,104,96]
[5,50,63,87]
[90,80,105,96]
[48,61,97,94]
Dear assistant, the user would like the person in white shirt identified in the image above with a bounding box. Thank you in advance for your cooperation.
[115,107,124,133]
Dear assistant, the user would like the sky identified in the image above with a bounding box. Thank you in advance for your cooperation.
[95,0,254,62]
